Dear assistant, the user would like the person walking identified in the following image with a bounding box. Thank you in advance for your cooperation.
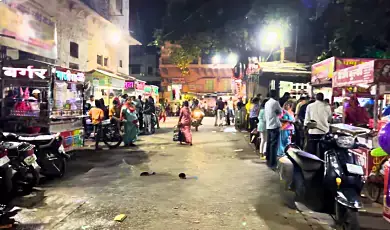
[227,97,235,124]
[109,97,122,131]
[265,90,282,169]
[249,97,260,132]
[88,100,105,150]
[159,101,167,123]
[258,99,268,160]
[178,101,192,145]
[121,99,138,147]
[304,93,332,158]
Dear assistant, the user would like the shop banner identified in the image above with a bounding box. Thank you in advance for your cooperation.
[0,1,57,59]
[124,81,135,89]
[111,78,124,89]
[374,60,390,84]
[312,57,373,83]
[152,86,159,95]
[311,57,335,83]
[135,81,145,90]
[333,61,375,87]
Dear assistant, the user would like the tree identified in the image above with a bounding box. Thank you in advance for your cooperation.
[152,0,304,74]
[315,0,390,60]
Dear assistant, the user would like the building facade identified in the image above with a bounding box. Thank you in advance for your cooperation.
[129,46,160,85]
[159,42,234,102]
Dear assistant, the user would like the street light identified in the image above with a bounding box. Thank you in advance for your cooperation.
[260,21,287,63]
[227,53,238,66]
[212,54,221,64]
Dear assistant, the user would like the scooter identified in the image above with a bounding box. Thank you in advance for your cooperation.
[0,146,12,204]
[279,121,366,230]
[2,132,68,178]
[1,140,40,194]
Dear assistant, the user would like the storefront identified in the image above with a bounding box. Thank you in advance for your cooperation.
[0,60,84,152]
[85,69,126,105]
[143,85,159,102]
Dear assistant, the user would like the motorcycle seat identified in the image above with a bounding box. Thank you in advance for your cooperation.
[287,148,324,172]
[17,135,57,142]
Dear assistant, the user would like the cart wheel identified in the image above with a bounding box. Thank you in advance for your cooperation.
[364,181,382,203]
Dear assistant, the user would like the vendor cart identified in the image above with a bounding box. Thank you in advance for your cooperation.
[332,59,390,202]
[0,60,85,152]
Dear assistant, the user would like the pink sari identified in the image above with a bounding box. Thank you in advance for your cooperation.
[179,107,192,144]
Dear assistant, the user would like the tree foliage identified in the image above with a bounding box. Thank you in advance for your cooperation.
[316,0,390,60]
[152,0,303,74]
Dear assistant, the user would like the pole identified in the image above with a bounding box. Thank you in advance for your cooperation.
[373,84,379,130]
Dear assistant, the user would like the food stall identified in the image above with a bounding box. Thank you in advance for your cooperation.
[0,60,84,152]
[331,59,390,201]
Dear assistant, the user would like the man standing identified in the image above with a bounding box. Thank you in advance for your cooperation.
[215,97,225,126]
[227,97,235,125]
[143,97,155,134]
[136,95,144,131]
[304,93,332,158]
[264,90,282,169]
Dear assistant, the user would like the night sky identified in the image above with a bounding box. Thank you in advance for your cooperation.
[130,0,167,44]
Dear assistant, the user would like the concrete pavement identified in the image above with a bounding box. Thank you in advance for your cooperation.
[11,117,389,230]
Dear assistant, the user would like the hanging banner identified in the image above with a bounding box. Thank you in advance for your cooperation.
[333,61,375,87]
[0,1,57,59]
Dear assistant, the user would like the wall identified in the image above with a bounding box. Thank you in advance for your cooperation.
[130,54,160,82]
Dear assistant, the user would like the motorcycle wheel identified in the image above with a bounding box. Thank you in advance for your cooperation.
[364,181,382,203]
[103,125,122,149]
[41,152,67,178]
[335,202,360,230]
[21,166,40,194]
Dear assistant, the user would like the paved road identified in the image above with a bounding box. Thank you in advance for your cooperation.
[12,117,387,230]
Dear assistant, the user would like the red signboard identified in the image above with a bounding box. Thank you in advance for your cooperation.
[135,81,145,90]
[333,61,375,87]
[311,57,373,84]
[124,81,135,89]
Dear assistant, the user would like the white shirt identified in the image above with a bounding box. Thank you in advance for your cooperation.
[227,100,234,110]
[264,98,282,129]
[304,101,332,134]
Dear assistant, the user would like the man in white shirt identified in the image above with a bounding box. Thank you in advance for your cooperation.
[264,90,282,169]
[304,93,332,158]
[227,97,235,125]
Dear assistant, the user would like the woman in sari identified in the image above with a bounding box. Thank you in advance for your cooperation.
[278,100,295,157]
[121,99,138,147]
[178,101,192,145]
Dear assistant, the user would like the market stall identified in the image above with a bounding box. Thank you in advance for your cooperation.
[0,60,85,152]
[331,59,390,202]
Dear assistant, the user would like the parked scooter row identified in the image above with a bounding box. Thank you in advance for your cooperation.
[279,121,368,230]
[0,131,69,203]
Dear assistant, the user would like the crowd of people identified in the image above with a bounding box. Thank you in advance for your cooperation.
[85,94,163,150]
[244,90,374,170]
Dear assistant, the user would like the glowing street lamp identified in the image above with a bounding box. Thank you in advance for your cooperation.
[260,21,287,62]
[212,54,221,64]
[227,53,238,66]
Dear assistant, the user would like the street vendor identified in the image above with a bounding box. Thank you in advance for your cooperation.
[344,95,370,126]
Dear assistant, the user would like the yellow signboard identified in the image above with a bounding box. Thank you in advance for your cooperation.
[0,2,57,59]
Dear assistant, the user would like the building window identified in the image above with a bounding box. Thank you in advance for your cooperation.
[97,55,103,65]
[70,42,79,58]
[119,60,123,68]
[116,0,123,14]
[205,79,214,92]
[69,62,79,70]
[104,57,108,66]
[130,64,141,74]
[147,66,153,75]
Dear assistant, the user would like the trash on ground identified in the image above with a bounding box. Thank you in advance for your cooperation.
[234,149,244,152]
[81,226,91,230]
[140,172,156,176]
[114,214,127,222]
[179,173,186,179]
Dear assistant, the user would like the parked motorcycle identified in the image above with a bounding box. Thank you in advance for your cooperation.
[0,204,20,228]
[279,121,366,230]
[191,109,204,131]
[2,132,68,178]
[1,140,40,194]
[0,146,12,204]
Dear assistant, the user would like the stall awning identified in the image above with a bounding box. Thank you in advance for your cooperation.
[86,69,125,89]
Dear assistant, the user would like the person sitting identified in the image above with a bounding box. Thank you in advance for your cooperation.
[344,95,370,126]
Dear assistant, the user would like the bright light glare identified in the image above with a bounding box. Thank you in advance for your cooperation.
[260,21,285,50]
[212,55,221,64]
[227,53,238,65]
[110,31,121,44]
[265,31,278,45]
